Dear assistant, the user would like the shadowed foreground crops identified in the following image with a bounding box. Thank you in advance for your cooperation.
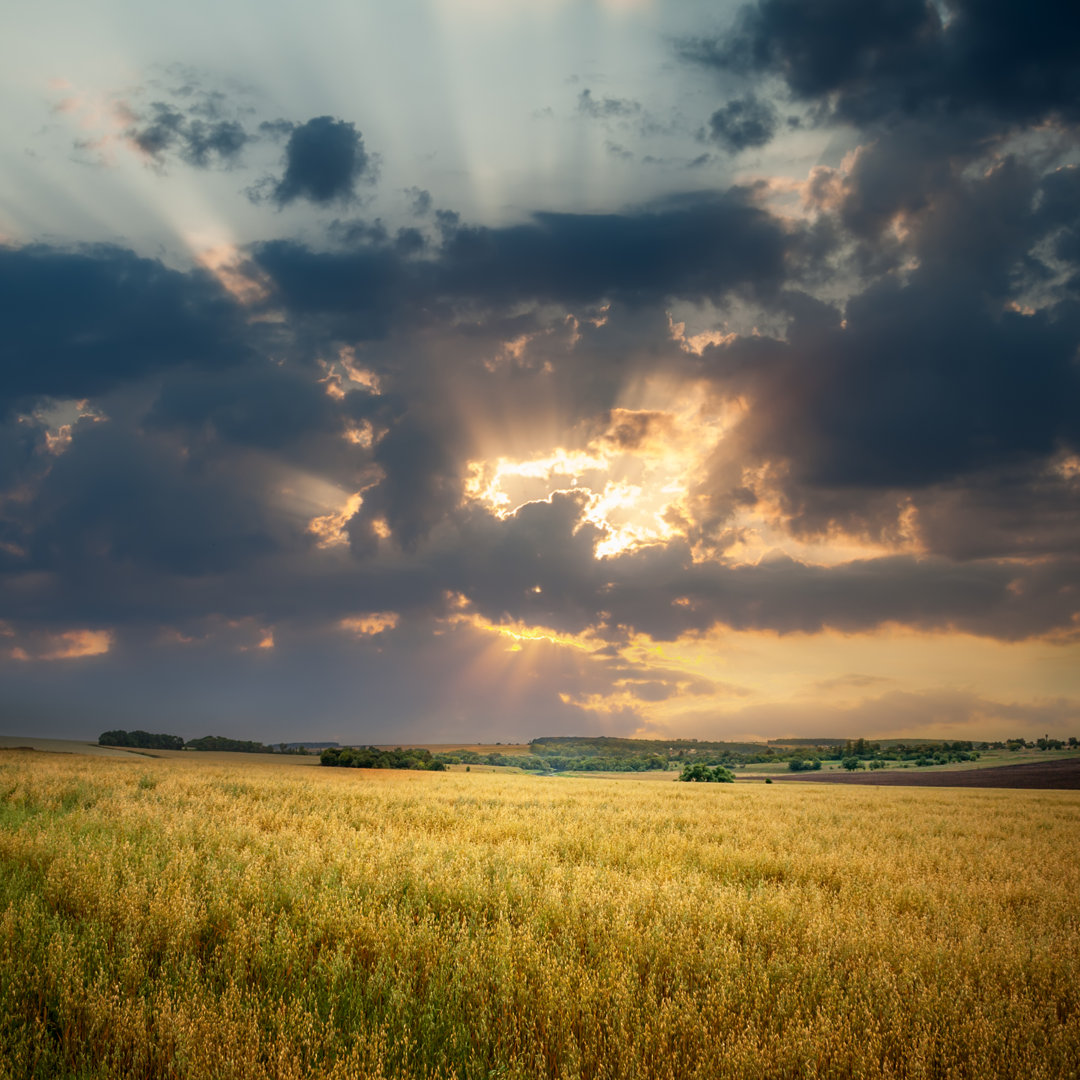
[0,750,1078,1079]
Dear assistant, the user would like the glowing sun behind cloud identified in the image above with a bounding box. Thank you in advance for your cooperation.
[465,379,732,558]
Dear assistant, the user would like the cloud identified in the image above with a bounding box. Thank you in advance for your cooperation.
[680,0,1080,127]
[1,626,112,663]
[0,244,251,417]
[148,362,343,451]
[404,186,433,216]
[577,88,643,120]
[268,116,374,207]
[251,187,808,326]
[705,94,778,152]
[126,101,252,168]
[22,421,289,577]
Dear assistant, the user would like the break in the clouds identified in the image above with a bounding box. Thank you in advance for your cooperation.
[1,0,1078,744]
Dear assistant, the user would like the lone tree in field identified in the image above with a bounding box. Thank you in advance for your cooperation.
[678,763,735,783]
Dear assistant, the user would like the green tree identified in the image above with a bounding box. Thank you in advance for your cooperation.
[678,764,734,783]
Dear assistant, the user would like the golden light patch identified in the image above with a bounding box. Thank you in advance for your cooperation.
[464,449,608,515]
[5,628,113,662]
[438,598,606,695]
[453,612,597,653]
[465,382,732,559]
[193,244,272,306]
[155,617,272,653]
[337,347,382,393]
[1053,453,1080,482]
[484,332,540,372]
[44,424,73,455]
[319,366,346,400]
[344,421,375,447]
[308,492,364,548]
[30,400,107,458]
[668,319,737,355]
[319,350,381,402]
[339,612,400,636]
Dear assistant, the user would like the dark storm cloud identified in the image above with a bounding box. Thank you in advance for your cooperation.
[433,196,792,305]
[251,188,807,322]
[910,467,1080,562]
[441,495,606,631]
[148,362,343,451]
[705,94,778,152]
[268,117,373,207]
[680,0,1080,127]
[23,421,285,577]
[706,281,1079,492]
[354,412,465,553]
[1038,165,1080,268]
[0,244,249,416]
[426,498,1080,643]
[694,154,1080,524]
[0,416,46,493]
[251,239,404,339]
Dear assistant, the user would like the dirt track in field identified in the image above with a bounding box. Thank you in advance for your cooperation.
[774,758,1080,790]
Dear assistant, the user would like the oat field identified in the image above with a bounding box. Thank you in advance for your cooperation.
[0,750,1077,1080]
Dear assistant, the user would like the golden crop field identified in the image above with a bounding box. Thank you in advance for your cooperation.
[1,750,1077,1080]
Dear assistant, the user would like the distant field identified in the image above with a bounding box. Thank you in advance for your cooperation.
[0,736,137,758]
[556,768,679,781]
[102,746,324,766]
[738,748,1080,776]
[0,750,1077,1079]
[777,757,1080,789]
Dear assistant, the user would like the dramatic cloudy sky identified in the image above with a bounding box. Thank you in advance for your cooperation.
[2,0,1079,744]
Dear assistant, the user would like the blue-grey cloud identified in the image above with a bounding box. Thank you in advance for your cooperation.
[251,187,809,326]
[0,244,250,416]
[705,94,778,152]
[681,0,1080,127]
[269,116,373,207]
[127,101,252,168]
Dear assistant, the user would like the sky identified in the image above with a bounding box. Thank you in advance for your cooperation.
[2,0,1079,745]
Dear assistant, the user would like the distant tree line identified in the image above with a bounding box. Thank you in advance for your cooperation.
[321,746,447,770]
[99,729,184,750]
[185,736,280,753]
[98,730,309,754]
